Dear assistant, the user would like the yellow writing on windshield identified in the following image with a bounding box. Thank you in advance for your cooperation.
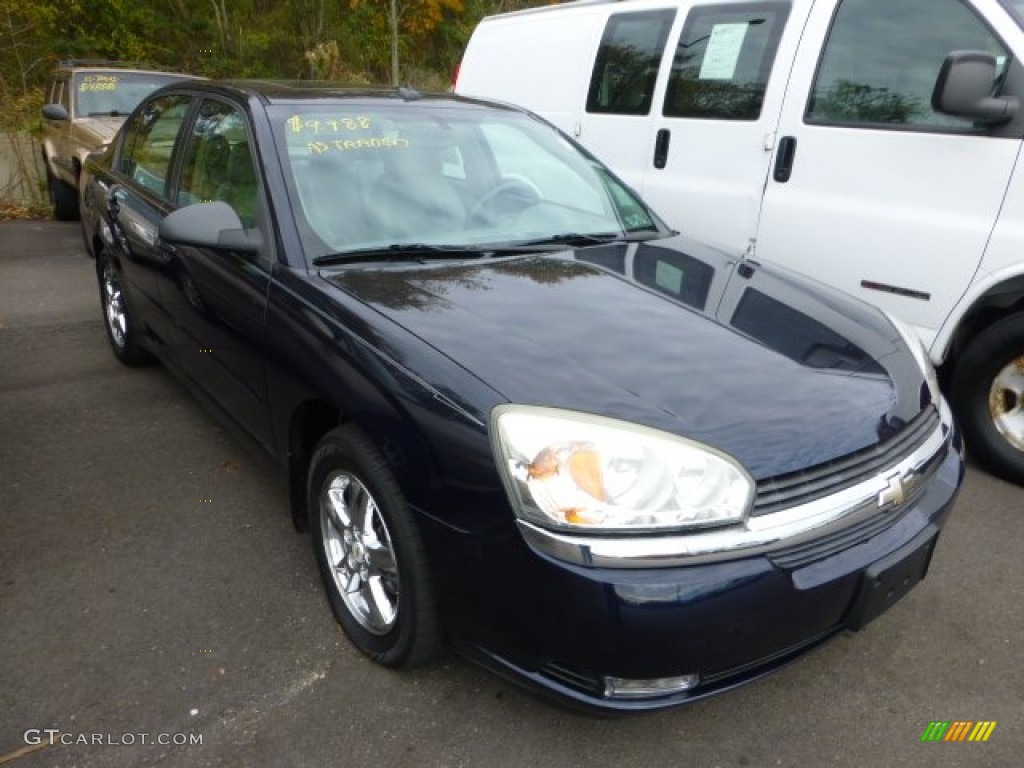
[79,75,120,92]
[287,115,372,134]
[307,137,409,154]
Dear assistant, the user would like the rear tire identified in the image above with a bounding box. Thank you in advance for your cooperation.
[309,425,441,668]
[47,166,80,221]
[97,252,152,366]
[950,314,1024,485]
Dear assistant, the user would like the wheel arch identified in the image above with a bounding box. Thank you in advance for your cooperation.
[285,387,445,533]
[287,399,345,532]
[939,273,1024,380]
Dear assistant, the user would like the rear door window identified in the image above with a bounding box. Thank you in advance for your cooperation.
[587,10,676,115]
[117,94,192,197]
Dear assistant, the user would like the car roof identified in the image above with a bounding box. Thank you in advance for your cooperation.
[153,79,514,111]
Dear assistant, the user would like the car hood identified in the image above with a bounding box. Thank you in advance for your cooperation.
[323,238,928,480]
[75,117,124,145]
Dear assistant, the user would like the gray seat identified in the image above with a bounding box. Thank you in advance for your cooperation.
[365,146,464,241]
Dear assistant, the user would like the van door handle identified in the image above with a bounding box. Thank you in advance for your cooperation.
[653,128,671,169]
[773,136,797,182]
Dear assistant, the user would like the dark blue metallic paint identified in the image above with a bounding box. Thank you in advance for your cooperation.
[78,82,963,713]
[329,247,924,480]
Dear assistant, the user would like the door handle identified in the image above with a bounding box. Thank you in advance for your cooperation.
[773,136,797,182]
[653,128,671,169]
[110,186,126,218]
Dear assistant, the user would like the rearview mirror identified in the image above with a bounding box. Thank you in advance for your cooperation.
[932,50,1018,125]
[159,202,262,253]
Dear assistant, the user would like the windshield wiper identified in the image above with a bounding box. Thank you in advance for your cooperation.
[502,230,665,251]
[312,243,486,266]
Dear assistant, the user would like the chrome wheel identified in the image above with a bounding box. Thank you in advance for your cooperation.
[102,263,127,349]
[989,355,1024,452]
[320,471,400,635]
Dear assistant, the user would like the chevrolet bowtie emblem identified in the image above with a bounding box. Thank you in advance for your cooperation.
[879,472,914,509]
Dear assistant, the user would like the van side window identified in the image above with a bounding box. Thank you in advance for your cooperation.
[807,0,1009,130]
[663,3,791,120]
[587,10,676,116]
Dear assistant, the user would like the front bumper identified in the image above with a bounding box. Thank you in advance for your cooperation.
[442,405,964,713]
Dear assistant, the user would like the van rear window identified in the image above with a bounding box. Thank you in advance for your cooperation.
[587,10,676,116]
[663,3,790,121]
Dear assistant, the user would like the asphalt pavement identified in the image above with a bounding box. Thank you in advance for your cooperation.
[1,220,1021,768]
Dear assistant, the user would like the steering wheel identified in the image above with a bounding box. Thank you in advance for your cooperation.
[467,177,542,226]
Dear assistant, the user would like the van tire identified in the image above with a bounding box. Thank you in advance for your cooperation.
[950,314,1024,485]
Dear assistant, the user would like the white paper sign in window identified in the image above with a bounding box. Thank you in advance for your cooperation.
[699,23,749,80]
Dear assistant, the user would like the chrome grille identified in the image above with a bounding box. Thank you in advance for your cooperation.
[753,407,940,517]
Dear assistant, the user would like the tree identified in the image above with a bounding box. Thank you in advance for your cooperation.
[350,0,464,85]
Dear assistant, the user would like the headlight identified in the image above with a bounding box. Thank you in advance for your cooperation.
[885,313,941,403]
[490,405,754,533]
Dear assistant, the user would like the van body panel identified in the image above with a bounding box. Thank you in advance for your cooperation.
[978,143,1024,278]
[456,7,606,137]
[756,0,1021,339]
[639,0,814,253]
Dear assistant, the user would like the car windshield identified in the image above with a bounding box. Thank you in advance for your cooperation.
[269,101,663,261]
[74,72,188,117]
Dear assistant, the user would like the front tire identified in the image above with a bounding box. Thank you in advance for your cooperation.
[309,425,441,668]
[97,253,152,366]
[951,314,1024,485]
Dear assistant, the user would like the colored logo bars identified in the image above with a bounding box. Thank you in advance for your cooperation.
[921,721,997,742]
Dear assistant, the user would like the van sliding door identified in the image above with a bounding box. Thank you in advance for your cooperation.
[638,0,804,253]
[579,8,678,194]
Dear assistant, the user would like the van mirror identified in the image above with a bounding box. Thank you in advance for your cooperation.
[932,50,1018,125]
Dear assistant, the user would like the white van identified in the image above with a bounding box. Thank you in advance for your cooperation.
[455,0,1024,484]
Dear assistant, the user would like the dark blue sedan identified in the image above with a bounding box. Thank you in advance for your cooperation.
[79,81,963,712]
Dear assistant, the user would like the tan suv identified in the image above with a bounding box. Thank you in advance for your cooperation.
[41,61,198,220]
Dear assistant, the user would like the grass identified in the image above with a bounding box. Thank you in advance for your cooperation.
[0,202,52,221]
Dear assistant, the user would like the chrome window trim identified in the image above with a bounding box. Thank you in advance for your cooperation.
[516,400,954,569]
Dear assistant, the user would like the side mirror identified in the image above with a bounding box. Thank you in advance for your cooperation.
[159,202,262,253]
[932,50,1018,125]
[42,104,69,121]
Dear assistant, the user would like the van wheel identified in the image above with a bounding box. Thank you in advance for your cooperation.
[308,425,441,668]
[951,314,1024,485]
[47,168,80,221]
